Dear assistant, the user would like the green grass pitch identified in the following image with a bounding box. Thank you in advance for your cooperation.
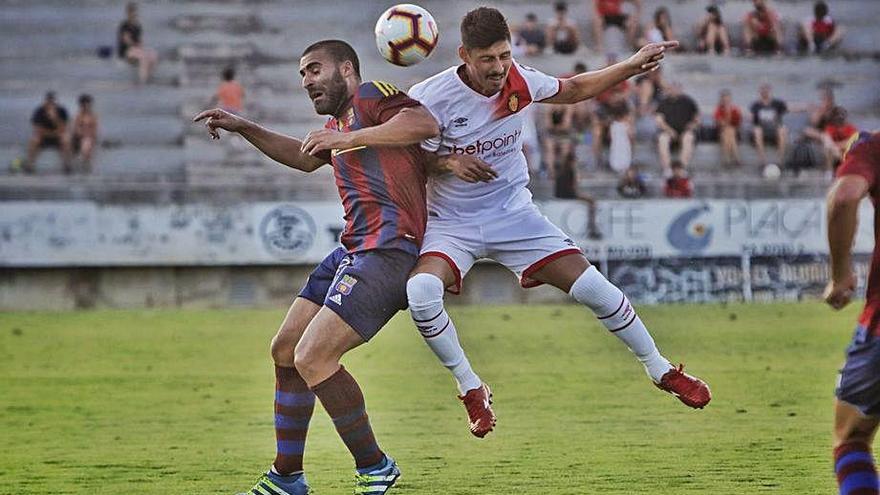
[0,302,860,494]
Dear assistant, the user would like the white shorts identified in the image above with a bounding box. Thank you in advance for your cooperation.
[420,204,582,294]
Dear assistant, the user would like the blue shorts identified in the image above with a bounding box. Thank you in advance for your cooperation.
[298,247,417,341]
[836,325,880,416]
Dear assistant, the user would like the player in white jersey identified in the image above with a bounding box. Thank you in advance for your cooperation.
[405,7,712,438]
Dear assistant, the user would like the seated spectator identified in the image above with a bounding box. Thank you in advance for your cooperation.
[548,1,580,54]
[714,89,742,167]
[664,160,693,198]
[567,63,598,151]
[617,165,647,199]
[542,103,575,177]
[513,13,547,56]
[212,67,245,114]
[799,1,845,54]
[118,2,158,84]
[554,152,603,240]
[803,85,838,166]
[655,82,700,174]
[635,65,666,116]
[642,7,677,46]
[593,58,633,172]
[591,0,641,54]
[750,84,788,166]
[697,5,731,56]
[821,106,858,168]
[25,92,72,174]
[72,94,99,173]
[743,0,783,55]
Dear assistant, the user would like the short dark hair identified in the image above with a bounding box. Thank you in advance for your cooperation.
[78,94,93,105]
[302,39,361,79]
[222,66,235,81]
[461,7,511,50]
[555,1,568,13]
[814,1,829,18]
[573,62,588,73]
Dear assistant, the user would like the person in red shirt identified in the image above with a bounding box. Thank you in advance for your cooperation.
[799,1,845,54]
[664,160,693,198]
[743,0,782,55]
[823,131,880,495]
[823,106,859,169]
[211,66,245,114]
[713,89,742,167]
[591,0,642,54]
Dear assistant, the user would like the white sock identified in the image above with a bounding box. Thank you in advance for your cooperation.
[407,273,482,394]
[569,265,672,382]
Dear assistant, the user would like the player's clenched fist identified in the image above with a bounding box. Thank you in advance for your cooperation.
[824,272,856,310]
[626,41,679,75]
[438,154,498,183]
[193,108,247,139]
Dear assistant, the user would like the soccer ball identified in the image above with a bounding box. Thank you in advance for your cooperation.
[762,163,782,180]
[375,4,439,67]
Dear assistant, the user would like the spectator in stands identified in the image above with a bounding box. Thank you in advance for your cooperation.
[664,160,693,198]
[821,106,858,168]
[118,2,158,84]
[803,85,840,166]
[743,0,783,56]
[593,56,633,173]
[617,164,647,199]
[25,92,72,174]
[542,103,576,177]
[799,1,845,54]
[635,65,666,117]
[641,7,677,47]
[591,0,641,54]
[555,152,603,240]
[714,89,742,167]
[513,13,547,56]
[72,94,99,173]
[656,82,699,174]
[697,5,731,56]
[750,83,788,166]
[547,1,580,54]
[211,66,245,114]
[569,62,597,141]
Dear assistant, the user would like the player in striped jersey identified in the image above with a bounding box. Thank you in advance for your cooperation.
[195,40,443,495]
[825,131,880,495]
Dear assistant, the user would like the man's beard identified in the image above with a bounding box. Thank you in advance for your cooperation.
[314,71,348,116]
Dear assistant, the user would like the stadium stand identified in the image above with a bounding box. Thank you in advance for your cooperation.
[1,0,878,202]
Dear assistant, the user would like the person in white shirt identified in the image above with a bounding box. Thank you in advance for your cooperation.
[405,7,711,439]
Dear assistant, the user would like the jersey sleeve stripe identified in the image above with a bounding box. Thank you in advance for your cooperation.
[376,81,399,96]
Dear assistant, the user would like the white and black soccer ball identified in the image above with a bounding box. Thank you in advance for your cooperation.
[375,4,439,67]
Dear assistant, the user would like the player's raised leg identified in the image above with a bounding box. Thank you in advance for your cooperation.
[530,252,711,409]
[407,253,496,438]
[295,307,400,493]
[833,400,880,495]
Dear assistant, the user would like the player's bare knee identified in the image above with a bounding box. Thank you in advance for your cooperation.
[407,272,445,310]
[270,332,296,366]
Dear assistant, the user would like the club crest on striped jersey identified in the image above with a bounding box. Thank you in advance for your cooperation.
[335,274,358,295]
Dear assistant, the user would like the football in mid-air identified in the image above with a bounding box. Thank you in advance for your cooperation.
[375,4,439,67]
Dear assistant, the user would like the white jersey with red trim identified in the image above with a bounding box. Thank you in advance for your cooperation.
[408,60,560,219]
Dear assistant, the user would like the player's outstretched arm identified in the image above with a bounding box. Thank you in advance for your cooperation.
[193,108,326,172]
[542,41,678,105]
[301,106,440,156]
[824,175,869,310]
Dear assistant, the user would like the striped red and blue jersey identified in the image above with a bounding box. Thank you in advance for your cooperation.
[325,81,427,256]
[836,131,880,334]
